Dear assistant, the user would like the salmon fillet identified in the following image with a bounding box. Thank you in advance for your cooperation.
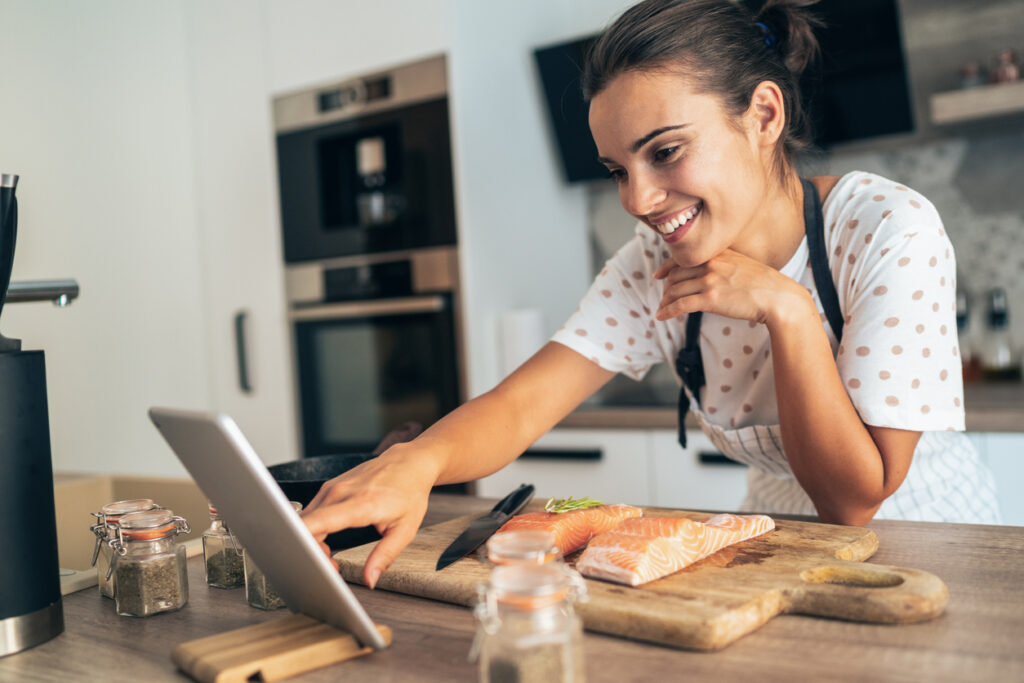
[495,504,643,556]
[576,513,775,586]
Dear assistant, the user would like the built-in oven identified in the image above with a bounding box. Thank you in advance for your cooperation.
[273,55,465,479]
[286,248,462,456]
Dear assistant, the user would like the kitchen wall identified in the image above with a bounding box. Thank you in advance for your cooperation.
[0,0,637,476]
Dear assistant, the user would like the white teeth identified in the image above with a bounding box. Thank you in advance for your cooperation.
[654,204,701,235]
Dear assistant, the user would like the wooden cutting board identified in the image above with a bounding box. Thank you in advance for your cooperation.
[334,504,948,651]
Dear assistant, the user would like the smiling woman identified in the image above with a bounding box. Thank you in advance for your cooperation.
[299,0,1000,588]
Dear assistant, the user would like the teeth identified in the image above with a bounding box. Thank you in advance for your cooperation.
[655,204,700,234]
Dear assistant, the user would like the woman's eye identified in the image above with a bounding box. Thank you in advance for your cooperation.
[606,168,626,183]
[654,146,678,162]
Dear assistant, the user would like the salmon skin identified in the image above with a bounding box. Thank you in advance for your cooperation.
[495,504,642,556]
[576,513,775,586]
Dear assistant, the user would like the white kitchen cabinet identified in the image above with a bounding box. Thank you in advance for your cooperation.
[649,430,748,513]
[475,428,749,511]
[475,429,654,506]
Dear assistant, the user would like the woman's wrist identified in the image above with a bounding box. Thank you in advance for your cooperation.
[380,440,446,488]
[762,277,820,333]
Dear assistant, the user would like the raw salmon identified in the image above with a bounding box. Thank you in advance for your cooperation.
[576,513,775,586]
[495,504,642,556]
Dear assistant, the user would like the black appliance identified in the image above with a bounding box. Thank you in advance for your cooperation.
[274,56,465,469]
[275,54,457,261]
[534,0,914,183]
[0,173,79,658]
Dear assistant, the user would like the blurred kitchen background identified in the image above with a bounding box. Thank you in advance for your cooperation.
[1,0,1022,522]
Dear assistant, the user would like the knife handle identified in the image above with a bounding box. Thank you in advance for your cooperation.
[491,483,534,517]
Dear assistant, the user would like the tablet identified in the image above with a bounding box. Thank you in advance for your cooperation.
[148,407,388,650]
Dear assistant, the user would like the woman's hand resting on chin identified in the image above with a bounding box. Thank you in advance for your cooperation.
[653,248,811,327]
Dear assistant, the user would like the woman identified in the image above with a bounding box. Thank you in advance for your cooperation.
[302,0,1000,588]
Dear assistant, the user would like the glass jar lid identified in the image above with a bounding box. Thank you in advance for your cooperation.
[119,508,185,540]
[489,564,570,610]
[98,498,156,523]
[487,530,559,566]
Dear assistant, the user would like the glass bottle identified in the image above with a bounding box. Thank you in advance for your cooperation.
[486,530,561,567]
[111,509,190,617]
[202,503,244,588]
[90,498,159,599]
[244,501,302,610]
[980,288,1021,381]
[474,563,586,683]
[956,289,982,383]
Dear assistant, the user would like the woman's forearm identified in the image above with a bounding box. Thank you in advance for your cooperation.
[765,289,888,524]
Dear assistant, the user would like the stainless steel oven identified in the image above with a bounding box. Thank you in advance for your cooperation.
[286,248,462,456]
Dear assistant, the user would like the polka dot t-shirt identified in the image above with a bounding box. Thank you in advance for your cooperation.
[552,171,965,434]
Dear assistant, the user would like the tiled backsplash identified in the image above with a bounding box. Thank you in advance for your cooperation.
[585,130,1024,405]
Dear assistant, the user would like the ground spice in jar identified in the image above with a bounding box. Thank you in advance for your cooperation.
[91,498,159,599]
[205,548,245,589]
[114,553,188,617]
[244,553,285,610]
[111,508,190,618]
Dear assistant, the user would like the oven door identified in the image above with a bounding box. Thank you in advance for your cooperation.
[291,294,459,457]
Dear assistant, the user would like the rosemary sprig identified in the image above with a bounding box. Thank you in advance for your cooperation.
[544,496,605,514]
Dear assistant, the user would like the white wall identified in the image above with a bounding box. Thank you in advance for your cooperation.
[0,1,210,476]
[0,0,637,476]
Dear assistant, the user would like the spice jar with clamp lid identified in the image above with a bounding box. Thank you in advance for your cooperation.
[244,501,303,610]
[202,502,244,588]
[110,509,190,617]
[90,498,159,599]
[474,563,586,683]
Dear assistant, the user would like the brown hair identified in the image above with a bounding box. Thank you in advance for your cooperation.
[583,0,822,180]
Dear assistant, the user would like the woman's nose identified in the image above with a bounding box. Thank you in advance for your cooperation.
[621,172,667,218]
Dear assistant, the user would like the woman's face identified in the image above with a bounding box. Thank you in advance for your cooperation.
[589,69,771,267]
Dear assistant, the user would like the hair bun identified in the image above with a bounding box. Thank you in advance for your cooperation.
[751,0,823,76]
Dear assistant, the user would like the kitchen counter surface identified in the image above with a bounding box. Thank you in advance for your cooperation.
[561,381,1024,432]
[3,494,1023,682]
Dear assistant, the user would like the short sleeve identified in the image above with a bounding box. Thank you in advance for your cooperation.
[830,177,964,431]
[551,227,668,380]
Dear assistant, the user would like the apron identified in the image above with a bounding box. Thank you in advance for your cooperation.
[672,179,1001,523]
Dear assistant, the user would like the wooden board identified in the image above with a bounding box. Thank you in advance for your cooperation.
[171,613,392,683]
[334,505,948,651]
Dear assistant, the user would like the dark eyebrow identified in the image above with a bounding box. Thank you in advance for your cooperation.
[596,124,690,165]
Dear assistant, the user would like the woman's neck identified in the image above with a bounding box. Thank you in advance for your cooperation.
[734,171,807,271]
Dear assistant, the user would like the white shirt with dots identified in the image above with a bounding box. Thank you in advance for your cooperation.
[553,171,1000,524]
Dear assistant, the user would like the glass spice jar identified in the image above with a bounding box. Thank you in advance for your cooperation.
[474,563,586,683]
[202,503,244,588]
[244,501,302,610]
[90,498,159,599]
[486,530,561,566]
[110,509,190,617]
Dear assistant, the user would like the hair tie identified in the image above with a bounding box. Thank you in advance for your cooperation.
[755,22,777,48]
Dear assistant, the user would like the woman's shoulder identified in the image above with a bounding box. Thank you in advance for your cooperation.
[821,171,939,225]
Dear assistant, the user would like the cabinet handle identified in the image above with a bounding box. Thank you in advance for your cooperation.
[519,448,602,461]
[234,310,252,394]
[698,451,745,467]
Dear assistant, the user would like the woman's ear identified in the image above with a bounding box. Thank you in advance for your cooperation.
[746,80,786,147]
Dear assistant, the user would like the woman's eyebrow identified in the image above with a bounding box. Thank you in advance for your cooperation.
[631,124,688,152]
[597,124,690,165]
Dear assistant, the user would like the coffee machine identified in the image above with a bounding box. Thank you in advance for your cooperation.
[0,173,79,657]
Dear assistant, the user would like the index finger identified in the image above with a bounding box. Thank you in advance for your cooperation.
[301,499,376,541]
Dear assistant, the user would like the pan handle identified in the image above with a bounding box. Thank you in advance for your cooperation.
[789,561,948,624]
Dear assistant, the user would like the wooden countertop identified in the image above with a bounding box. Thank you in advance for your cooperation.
[3,494,1023,682]
[560,381,1024,433]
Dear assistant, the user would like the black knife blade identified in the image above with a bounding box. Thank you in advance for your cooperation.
[436,483,534,571]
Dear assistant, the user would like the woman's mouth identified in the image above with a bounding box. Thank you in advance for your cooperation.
[651,202,702,243]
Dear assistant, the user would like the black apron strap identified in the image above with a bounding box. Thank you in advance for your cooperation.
[674,311,704,448]
[802,178,844,341]
[672,179,844,449]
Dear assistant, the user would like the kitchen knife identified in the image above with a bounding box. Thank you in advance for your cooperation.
[436,483,534,571]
